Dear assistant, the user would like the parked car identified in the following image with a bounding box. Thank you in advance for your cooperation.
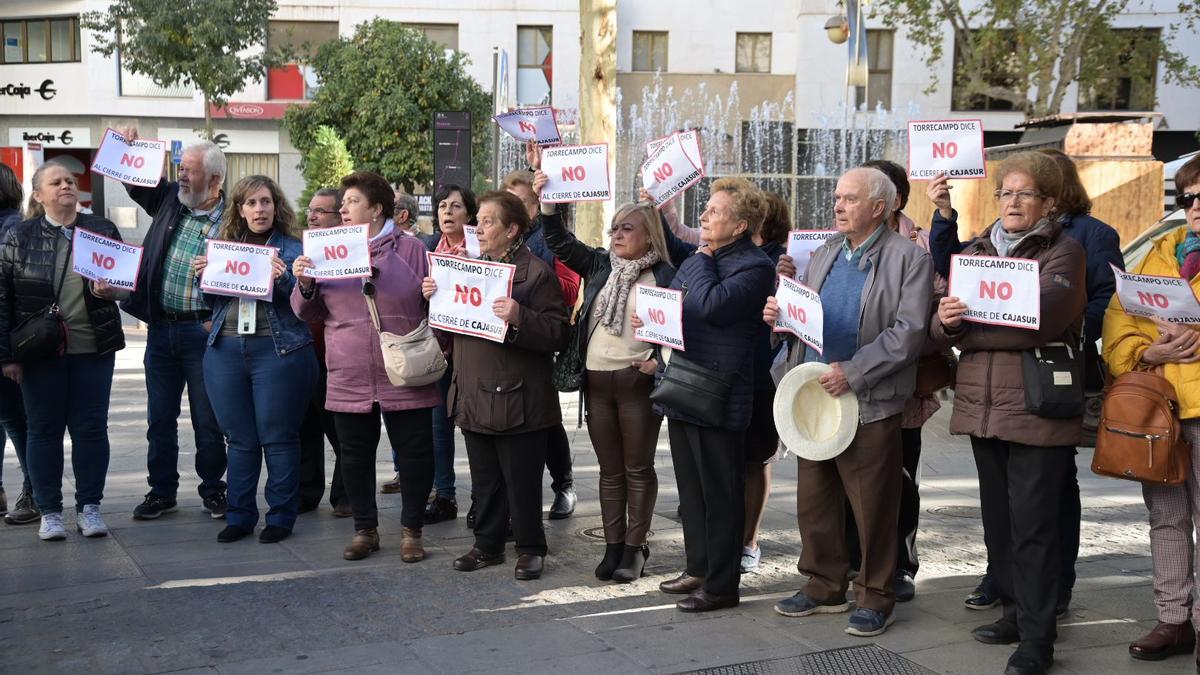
[1122,208,1187,269]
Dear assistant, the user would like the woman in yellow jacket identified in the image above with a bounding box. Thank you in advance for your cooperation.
[1102,154,1200,666]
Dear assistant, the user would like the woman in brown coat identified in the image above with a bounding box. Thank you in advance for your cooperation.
[421,191,569,581]
[931,152,1086,675]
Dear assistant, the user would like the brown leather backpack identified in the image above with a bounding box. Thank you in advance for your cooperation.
[1091,369,1191,485]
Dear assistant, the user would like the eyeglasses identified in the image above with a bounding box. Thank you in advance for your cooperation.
[1179,192,1200,210]
[994,190,1044,203]
[304,208,338,216]
[361,266,380,296]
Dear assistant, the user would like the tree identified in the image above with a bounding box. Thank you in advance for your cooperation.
[284,20,492,192]
[870,0,1200,117]
[300,126,355,208]
[81,0,288,138]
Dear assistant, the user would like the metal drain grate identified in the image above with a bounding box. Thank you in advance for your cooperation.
[683,645,936,675]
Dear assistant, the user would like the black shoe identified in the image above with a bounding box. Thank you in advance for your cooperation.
[612,544,650,583]
[465,502,476,529]
[1005,648,1051,675]
[894,570,916,602]
[453,548,505,572]
[132,493,178,520]
[972,619,1020,645]
[1055,589,1071,620]
[595,543,625,581]
[423,496,458,524]
[201,492,227,519]
[548,487,576,520]
[259,525,290,543]
[298,499,320,514]
[217,525,252,543]
[676,589,739,613]
[965,573,999,610]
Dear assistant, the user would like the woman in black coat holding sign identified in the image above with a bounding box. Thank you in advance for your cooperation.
[539,171,676,583]
[0,161,126,542]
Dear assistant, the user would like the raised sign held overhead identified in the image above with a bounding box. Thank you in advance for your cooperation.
[539,144,612,203]
[641,131,703,208]
[1113,265,1200,324]
[90,127,167,187]
[948,254,1041,330]
[493,106,562,146]
[907,119,986,180]
[646,129,704,176]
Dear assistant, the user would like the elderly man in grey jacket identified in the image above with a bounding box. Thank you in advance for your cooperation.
[763,166,933,637]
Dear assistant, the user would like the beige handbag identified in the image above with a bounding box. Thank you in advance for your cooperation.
[364,292,447,387]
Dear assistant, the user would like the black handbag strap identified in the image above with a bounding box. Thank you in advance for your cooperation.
[49,221,73,312]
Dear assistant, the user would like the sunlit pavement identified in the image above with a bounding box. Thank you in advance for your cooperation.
[0,332,1176,674]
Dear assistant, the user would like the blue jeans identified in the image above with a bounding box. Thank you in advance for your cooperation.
[429,365,456,499]
[203,336,317,531]
[21,353,115,514]
[0,375,29,494]
[145,320,227,499]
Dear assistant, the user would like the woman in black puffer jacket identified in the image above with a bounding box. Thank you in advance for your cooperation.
[0,161,126,542]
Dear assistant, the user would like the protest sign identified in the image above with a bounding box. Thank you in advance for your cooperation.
[786,230,836,280]
[948,254,1041,330]
[773,275,824,354]
[539,144,612,203]
[89,128,166,187]
[646,129,704,176]
[641,132,704,208]
[1113,264,1200,324]
[426,252,516,343]
[200,240,277,299]
[493,106,562,146]
[633,284,685,350]
[463,225,481,258]
[907,119,986,180]
[302,224,370,280]
[71,227,143,291]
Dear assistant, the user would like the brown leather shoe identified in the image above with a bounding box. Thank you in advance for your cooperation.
[332,502,353,518]
[342,528,380,561]
[453,547,505,571]
[400,527,425,563]
[515,553,544,580]
[676,588,740,613]
[1129,621,1195,661]
[380,473,402,494]
[659,572,704,595]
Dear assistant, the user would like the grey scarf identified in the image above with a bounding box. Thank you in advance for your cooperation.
[990,220,1036,257]
[593,248,660,336]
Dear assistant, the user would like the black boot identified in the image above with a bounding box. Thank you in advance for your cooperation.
[595,543,625,581]
[612,544,650,583]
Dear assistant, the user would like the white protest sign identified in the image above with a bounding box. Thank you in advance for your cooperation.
[646,129,704,176]
[71,227,143,291]
[493,106,562,146]
[786,230,836,280]
[773,275,824,354]
[907,119,986,180]
[302,224,371,280]
[948,254,1041,330]
[426,252,516,343]
[633,284,685,350]
[200,240,277,299]
[89,127,166,187]
[641,132,703,208]
[1113,265,1200,324]
[540,144,612,203]
[463,225,481,259]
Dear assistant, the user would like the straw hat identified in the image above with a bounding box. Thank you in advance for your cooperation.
[773,362,859,461]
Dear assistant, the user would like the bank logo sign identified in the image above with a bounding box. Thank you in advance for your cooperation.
[0,79,56,100]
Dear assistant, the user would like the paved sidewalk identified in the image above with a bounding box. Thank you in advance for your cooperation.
[0,334,1177,674]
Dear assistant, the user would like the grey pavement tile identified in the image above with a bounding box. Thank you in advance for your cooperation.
[0,535,127,567]
[901,639,1017,675]
[407,619,610,673]
[596,613,809,671]
[139,558,314,585]
[0,556,143,594]
[212,640,422,675]
[123,537,303,566]
[1070,583,1158,622]
[1054,640,1184,675]
[1055,609,1159,650]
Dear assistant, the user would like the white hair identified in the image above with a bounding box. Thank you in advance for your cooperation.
[851,166,898,215]
[184,141,226,183]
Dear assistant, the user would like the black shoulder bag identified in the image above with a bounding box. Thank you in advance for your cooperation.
[10,229,72,363]
[1021,341,1084,419]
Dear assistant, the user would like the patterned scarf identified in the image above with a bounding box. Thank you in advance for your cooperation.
[1176,231,1200,281]
[435,232,465,256]
[482,235,524,264]
[593,248,660,336]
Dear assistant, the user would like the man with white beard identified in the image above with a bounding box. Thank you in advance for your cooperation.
[118,126,229,521]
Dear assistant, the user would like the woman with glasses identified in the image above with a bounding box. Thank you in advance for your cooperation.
[930,152,1086,675]
[192,175,317,544]
[292,171,440,562]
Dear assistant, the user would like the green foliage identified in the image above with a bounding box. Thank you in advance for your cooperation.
[300,126,355,209]
[81,0,288,138]
[284,20,492,192]
[870,0,1200,117]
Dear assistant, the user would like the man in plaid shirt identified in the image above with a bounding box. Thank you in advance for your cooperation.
[118,127,229,520]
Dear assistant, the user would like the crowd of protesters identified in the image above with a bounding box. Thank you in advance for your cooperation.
[1,126,1199,675]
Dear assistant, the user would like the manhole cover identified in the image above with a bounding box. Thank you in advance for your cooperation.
[683,645,936,674]
[927,505,982,518]
[577,526,654,541]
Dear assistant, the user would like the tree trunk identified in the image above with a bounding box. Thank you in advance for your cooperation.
[576,0,617,247]
[203,94,214,140]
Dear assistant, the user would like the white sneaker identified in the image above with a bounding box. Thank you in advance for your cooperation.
[39,513,67,541]
[76,504,109,538]
[740,545,762,573]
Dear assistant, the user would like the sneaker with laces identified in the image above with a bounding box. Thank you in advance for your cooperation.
[773,591,851,617]
[132,493,178,520]
[4,490,40,525]
[740,545,762,573]
[39,513,67,541]
[76,504,109,537]
[845,607,895,637]
[201,492,227,519]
